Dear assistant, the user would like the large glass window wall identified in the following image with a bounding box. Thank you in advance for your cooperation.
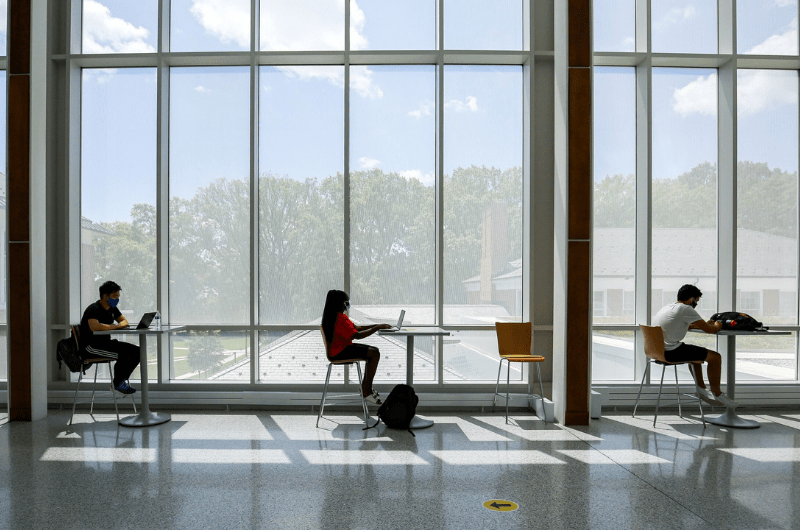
[72,1,528,386]
[593,1,800,384]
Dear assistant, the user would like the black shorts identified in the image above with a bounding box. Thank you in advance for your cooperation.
[332,343,374,362]
[664,343,708,363]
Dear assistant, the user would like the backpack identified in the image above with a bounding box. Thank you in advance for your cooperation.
[364,384,419,436]
[710,312,768,332]
[56,325,87,374]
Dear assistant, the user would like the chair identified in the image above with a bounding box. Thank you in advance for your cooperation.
[316,327,371,428]
[69,358,137,425]
[493,322,546,424]
[633,325,706,427]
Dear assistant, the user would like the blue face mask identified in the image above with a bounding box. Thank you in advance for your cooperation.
[108,297,120,308]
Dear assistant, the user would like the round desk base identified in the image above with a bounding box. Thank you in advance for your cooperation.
[707,409,760,429]
[119,411,172,427]
[409,415,434,429]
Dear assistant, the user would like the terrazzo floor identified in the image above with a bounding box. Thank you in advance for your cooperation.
[1,407,800,529]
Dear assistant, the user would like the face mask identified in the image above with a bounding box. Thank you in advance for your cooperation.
[108,297,120,308]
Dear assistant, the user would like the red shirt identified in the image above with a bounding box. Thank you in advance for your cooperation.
[329,313,357,357]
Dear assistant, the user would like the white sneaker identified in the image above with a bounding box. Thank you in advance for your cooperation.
[364,390,382,405]
[713,392,737,408]
[696,387,716,404]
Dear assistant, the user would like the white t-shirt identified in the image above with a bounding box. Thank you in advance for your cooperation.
[651,302,704,351]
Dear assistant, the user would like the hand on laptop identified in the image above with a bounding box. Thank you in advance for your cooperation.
[379,323,394,330]
[116,323,130,329]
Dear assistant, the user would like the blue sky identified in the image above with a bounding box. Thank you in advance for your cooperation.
[80,0,523,223]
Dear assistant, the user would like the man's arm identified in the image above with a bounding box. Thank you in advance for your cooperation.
[690,319,722,334]
[88,318,128,332]
[115,314,130,328]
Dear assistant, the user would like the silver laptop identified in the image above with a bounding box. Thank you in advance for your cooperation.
[382,310,406,332]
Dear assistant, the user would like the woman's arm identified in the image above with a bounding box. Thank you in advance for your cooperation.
[353,323,392,340]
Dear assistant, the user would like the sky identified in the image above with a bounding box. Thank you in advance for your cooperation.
[79,0,524,223]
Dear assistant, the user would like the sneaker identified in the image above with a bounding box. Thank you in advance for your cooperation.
[696,387,717,404]
[713,392,737,408]
[364,390,382,405]
[113,381,136,395]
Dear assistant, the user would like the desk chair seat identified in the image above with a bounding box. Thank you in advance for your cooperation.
[633,325,706,427]
[69,357,137,425]
[492,322,546,424]
[316,327,371,428]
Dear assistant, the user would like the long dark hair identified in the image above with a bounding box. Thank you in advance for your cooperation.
[321,290,349,346]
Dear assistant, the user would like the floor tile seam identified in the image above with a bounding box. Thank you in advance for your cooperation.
[563,426,721,529]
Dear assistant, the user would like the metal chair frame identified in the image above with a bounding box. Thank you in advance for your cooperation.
[316,327,371,428]
[633,325,706,427]
[69,359,137,425]
[492,322,546,424]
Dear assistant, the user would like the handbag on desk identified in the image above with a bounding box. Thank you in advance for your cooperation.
[710,312,768,331]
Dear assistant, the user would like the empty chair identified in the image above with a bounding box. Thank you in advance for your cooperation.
[633,325,706,427]
[493,322,546,424]
[69,357,137,425]
[316,327,371,428]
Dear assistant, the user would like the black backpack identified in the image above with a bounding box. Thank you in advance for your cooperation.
[56,325,87,374]
[710,312,768,331]
[365,384,419,436]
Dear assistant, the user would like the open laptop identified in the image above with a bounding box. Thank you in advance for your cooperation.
[135,312,158,329]
[382,310,406,332]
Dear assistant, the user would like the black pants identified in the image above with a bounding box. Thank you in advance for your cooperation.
[84,339,141,387]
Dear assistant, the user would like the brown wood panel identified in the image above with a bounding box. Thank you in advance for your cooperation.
[568,0,591,67]
[568,68,591,240]
[8,75,30,243]
[566,241,590,425]
[8,0,31,75]
[565,412,590,425]
[8,243,31,420]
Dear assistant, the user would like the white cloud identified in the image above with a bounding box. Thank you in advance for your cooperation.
[82,0,155,54]
[83,68,119,85]
[774,0,795,7]
[746,17,797,55]
[445,96,479,113]
[359,157,380,169]
[190,0,250,48]
[621,37,635,52]
[739,70,798,116]
[194,85,211,93]
[408,100,434,118]
[399,170,435,187]
[672,73,717,117]
[654,5,695,31]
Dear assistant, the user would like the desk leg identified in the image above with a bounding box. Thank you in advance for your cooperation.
[405,335,433,429]
[707,335,759,429]
[119,335,171,427]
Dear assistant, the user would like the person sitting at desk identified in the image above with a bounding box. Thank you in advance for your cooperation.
[80,280,140,395]
[652,284,735,407]
[321,290,392,405]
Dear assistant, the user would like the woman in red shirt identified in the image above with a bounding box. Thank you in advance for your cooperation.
[321,290,391,405]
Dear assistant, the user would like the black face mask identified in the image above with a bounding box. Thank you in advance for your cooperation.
[690,299,698,308]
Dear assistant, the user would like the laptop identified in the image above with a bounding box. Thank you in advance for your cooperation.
[382,310,406,332]
[136,312,158,329]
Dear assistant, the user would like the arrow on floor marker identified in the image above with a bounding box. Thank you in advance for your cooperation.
[490,502,512,509]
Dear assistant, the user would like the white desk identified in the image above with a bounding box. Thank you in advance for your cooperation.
[378,327,450,429]
[691,329,791,428]
[95,325,186,427]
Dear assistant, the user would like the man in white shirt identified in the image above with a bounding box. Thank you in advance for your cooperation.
[652,284,735,407]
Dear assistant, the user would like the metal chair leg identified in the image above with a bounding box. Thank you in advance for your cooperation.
[493,358,503,410]
[69,371,84,426]
[505,358,511,424]
[654,364,666,427]
[537,362,544,401]
[674,365,682,418]
[355,361,370,427]
[109,363,120,421]
[632,361,649,418]
[89,364,99,415]
[693,373,706,427]
[316,363,333,427]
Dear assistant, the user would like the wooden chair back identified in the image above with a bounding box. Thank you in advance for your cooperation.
[319,326,331,360]
[639,325,668,363]
[495,322,533,358]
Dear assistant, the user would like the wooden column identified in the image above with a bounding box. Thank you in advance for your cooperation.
[7,0,32,421]
[564,0,592,425]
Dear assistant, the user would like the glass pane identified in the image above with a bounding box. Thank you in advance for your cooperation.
[260,0,343,51]
[593,0,635,52]
[82,0,157,54]
[0,0,6,56]
[0,331,6,382]
[351,0,435,50]
[737,70,798,324]
[738,0,798,55]
[259,66,344,325]
[592,331,634,381]
[443,330,522,382]
[361,333,435,384]
[258,330,330,382]
[593,67,636,325]
[350,66,435,324]
[651,68,718,319]
[169,67,250,325]
[651,0,717,53]
[171,331,249,381]
[444,66,523,325]
[736,333,797,381]
[81,68,157,323]
[171,0,250,52]
[0,73,5,346]
[444,0,524,50]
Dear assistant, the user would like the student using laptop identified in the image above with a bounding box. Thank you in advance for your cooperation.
[321,290,392,405]
[79,280,140,395]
